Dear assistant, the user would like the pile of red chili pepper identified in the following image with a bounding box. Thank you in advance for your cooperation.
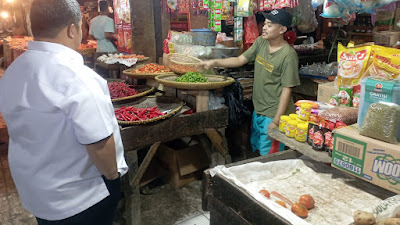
[133,63,171,73]
[108,82,140,99]
[115,106,166,121]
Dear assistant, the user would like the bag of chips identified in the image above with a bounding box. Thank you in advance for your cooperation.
[364,45,400,81]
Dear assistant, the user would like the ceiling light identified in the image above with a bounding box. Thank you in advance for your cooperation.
[1,12,9,19]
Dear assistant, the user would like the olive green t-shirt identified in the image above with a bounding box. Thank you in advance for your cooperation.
[242,36,300,118]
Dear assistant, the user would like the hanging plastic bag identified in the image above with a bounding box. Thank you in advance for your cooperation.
[223,80,251,128]
[320,0,342,18]
[312,0,324,8]
[297,0,318,33]
[244,15,259,51]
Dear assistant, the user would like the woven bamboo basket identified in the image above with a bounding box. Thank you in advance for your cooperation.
[77,48,96,57]
[107,79,155,103]
[155,74,235,90]
[168,64,199,75]
[114,96,184,125]
[168,53,202,67]
[115,56,150,62]
[123,68,175,79]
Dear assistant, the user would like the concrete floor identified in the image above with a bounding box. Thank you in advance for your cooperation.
[0,140,209,225]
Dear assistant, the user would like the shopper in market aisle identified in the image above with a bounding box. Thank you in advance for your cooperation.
[89,0,118,52]
[196,9,300,156]
[0,0,128,225]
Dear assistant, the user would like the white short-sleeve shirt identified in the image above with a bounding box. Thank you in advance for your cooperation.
[89,15,117,52]
[0,41,128,220]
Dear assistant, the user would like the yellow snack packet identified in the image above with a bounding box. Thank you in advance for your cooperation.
[366,45,400,80]
[337,43,372,86]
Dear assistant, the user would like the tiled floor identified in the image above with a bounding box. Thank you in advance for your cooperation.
[0,143,37,225]
[0,142,211,225]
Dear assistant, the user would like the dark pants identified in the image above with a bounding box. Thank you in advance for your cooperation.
[36,175,121,225]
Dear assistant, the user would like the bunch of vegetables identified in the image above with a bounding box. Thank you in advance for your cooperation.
[108,82,140,99]
[133,63,171,73]
[175,72,208,83]
[115,106,165,121]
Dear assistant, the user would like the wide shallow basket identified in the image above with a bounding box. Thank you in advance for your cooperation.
[114,96,184,125]
[155,74,235,90]
[123,68,175,79]
[115,56,150,62]
[106,79,155,103]
[168,53,202,67]
[168,64,199,75]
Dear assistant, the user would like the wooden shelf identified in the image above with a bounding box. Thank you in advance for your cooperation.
[348,32,373,37]
[268,128,332,164]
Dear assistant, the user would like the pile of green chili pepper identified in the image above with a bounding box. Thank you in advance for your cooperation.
[175,72,208,83]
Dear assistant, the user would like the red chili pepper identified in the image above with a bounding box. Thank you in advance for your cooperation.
[114,106,166,121]
[108,82,141,99]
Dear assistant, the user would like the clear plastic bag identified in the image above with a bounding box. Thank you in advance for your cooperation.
[319,106,359,125]
[297,0,318,33]
[312,0,324,8]
[359,102,400,144]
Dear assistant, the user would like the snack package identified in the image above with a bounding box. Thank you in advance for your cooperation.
[337,43,372,86]
[319,106,359,125]
[364,46,400,81]
[359,102,400,144]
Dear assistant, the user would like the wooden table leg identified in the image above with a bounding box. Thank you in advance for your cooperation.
[205,128,232,164]
[123,151,141,225]
[130,141,161,187]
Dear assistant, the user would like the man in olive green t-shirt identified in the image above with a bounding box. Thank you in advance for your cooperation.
[196,9,300,156]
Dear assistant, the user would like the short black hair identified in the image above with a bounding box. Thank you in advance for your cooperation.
[99,1,109,12]
[30,0,81,38]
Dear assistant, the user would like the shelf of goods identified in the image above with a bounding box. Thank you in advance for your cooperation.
[268,128,332,164]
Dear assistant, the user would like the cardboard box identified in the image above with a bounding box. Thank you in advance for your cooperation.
[373,31,400,46]
[332,126,400,194]
[158,139,210,187]
[317,82,339,103]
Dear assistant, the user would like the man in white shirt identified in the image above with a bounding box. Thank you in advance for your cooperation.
[0,0,128,224]
[90,1,118,52]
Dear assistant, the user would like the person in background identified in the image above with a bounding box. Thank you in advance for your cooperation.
[196,9,300,156]
[90,0,117,52]
[0,0,128,225]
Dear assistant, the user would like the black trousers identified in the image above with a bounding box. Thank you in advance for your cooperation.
[36,175,121,225]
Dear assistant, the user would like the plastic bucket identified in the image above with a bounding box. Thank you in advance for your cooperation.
[191,29,217,46]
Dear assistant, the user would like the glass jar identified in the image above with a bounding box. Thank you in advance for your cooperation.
[279,115,291,133]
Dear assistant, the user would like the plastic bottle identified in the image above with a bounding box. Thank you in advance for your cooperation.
[285,120,299,138]
[299,103,312,121]
[279,115,291,133]
[295,123,309,142]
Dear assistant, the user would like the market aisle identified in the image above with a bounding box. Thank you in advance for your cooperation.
[0,144,37,225]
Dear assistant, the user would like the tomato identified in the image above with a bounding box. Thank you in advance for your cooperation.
[258,189,270,198]
[299,194,315,210]
[275,200,287,208]
[291,203,308,218]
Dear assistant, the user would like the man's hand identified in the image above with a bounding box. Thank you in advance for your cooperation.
[268,121,278,133]
[195,60,216,72]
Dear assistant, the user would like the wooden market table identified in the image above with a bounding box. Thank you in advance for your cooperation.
[119,107,231,225]
[202,148,395,225]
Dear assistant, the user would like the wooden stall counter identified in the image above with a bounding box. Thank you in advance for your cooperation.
[119,107,231,225]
